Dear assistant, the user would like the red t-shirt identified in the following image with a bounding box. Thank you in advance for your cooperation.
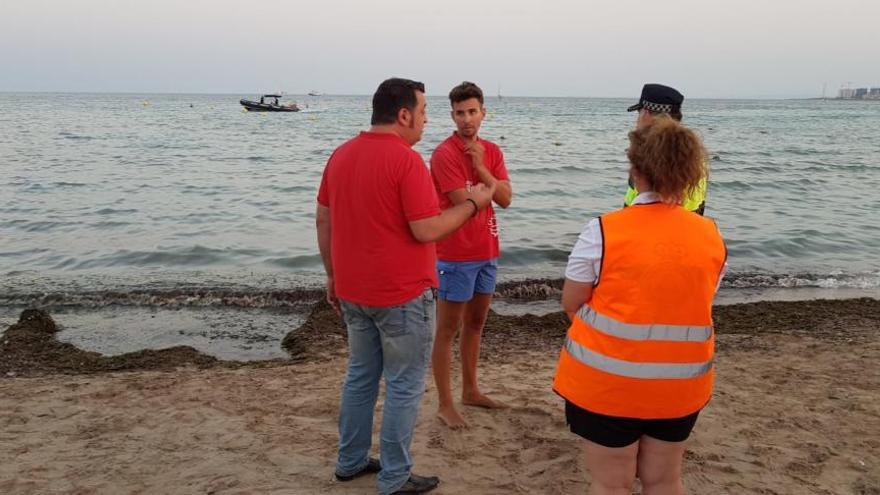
[317,132,440,307]
[430,133,509,261]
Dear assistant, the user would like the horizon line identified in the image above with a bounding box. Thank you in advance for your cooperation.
[0,90,828,100]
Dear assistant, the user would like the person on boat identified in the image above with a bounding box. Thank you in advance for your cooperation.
[623,84,708,215]
[428,81,513,429]
[555,116,727,495]
[317,77,495,495]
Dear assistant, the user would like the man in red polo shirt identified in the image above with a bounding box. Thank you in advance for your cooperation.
[316,78,494,495]
[429,81,513,429]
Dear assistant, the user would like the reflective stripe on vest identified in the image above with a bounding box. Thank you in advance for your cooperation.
[565,337,713,379]
[576,305,713,342]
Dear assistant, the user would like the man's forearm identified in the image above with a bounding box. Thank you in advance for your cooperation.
[473,164,497,188]
[409,201,477,243]
[316,207,333,276]
[434,201,478,240]
[474,165,511,208]
[492,181,512,208]
[317,228,333,276]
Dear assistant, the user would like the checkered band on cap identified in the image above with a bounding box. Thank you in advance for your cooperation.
[642,101,675,113]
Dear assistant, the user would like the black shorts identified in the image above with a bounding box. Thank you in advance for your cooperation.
[565,400,700,448]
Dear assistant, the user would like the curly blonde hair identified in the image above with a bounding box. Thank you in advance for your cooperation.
[627,116,707,205]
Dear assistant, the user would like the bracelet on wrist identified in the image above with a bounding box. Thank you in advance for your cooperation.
[465,198,479,217]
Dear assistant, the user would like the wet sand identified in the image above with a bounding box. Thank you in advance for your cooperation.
[1,298,879,494]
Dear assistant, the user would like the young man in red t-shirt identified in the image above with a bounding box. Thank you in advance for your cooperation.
[317,78,494,494]
[429,82,513,429]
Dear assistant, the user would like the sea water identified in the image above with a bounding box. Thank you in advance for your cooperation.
[2,93,878,357]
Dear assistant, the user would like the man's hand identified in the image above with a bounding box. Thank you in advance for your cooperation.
[469,182,496,209]
[325,275,340,316]
[408,181,497,243]
[463,140,485,170]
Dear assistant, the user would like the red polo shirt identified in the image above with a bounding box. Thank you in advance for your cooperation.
[430,133,509,261]
[317,131,440,307]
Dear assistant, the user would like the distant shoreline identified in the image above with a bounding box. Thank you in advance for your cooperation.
[800,97,880,102]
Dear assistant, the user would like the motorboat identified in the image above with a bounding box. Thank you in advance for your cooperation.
[240,94,300,112]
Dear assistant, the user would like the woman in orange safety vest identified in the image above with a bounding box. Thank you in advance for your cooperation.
[554,116,727,495]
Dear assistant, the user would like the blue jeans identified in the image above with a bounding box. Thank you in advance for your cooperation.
[336,288,436,494]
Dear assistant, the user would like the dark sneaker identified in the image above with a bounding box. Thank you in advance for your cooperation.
[391,473,440,494]
[334,457,381,482]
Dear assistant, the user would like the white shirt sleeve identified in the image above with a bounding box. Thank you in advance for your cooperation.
[716,262,729,293]
[714,222,728,294]
[565,218,603,283]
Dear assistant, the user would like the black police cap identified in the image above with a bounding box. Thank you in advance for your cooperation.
[626,84,684,113]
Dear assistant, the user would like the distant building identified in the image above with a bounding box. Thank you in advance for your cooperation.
[838,87,880,100]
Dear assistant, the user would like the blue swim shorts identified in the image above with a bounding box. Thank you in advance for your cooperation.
[436,258,498,302]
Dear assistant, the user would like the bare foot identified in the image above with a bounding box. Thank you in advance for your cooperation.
[461,392,509,409]
[436,405,468,429]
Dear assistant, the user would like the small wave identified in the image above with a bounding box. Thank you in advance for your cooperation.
[710,180,755,191]
[62,246,242,270]
[730,235,864,259]
[265,254,323,269]
[268,185,314,194]
[0,247,51,259]
[145,143,191,150]
[735,165,782,174]
[59,133,96,141]
[180,185,231,196]
[780,146,834,156]
[16,221,84,233]
[90,221,133,228]
[0,206,41,214]
[38,246,321,271]
[714,149,774,158]
[723,271,880,290]
[514,188,578,199]
[94,208,138,215]
[51,181,88,188]
[502,246,571,266]
[513,165,593,176]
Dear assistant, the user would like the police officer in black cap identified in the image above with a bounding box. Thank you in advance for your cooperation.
[623,84,707,215]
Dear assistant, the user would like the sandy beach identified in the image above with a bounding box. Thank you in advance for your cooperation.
[1,297,878,494]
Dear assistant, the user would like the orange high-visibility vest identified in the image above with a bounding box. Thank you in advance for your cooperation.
[553,203,726,419]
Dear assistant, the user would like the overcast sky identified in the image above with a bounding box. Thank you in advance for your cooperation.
[2,0,878,98]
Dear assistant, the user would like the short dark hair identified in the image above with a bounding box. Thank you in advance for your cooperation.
[371,78,425,125]
[449,81,483,106]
